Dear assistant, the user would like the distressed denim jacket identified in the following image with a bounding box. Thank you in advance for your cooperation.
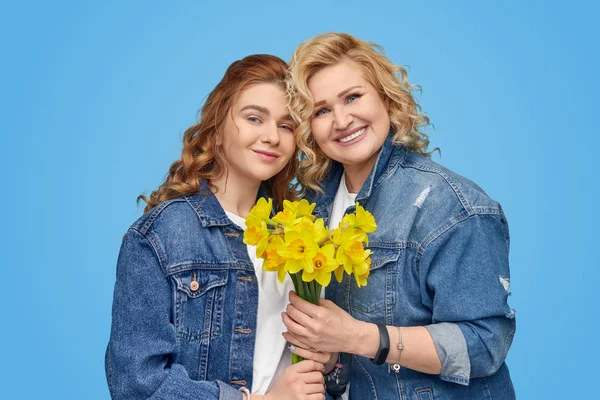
[106,186,262,400]
[311,136,516,399]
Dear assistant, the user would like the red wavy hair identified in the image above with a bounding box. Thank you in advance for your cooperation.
[139,54,298,212]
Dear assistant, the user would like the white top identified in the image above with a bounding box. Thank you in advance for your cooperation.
[225,211,293,395]
[329,173,358,230]
[328,174,356,400]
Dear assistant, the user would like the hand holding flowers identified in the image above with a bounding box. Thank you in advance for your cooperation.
[243,198,377,364]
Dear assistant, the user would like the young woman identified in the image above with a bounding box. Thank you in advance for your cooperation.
[106,54,329,400]
[282,33,516,399]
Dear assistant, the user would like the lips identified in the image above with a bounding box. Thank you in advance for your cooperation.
[252,149,280,160]
[336,126,367,143]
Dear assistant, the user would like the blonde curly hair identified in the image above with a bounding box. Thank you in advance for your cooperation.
[288,32,433,193]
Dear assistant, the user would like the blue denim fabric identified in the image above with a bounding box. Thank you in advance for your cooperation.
[308,136,516,399]
[106,185,261,399]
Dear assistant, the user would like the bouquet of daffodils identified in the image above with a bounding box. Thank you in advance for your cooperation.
[243,199,377,362]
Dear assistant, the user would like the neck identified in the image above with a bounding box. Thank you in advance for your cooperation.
[211,172,261,218]
[342,156,377,194]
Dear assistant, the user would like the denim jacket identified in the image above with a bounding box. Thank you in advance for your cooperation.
[311,136,516,399]
[106,185,261,400]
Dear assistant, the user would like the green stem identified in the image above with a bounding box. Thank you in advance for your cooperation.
[289,271,298,291]
[304,279,312,303]
[296,274,305,299]
[292,353,303,364]
[265,218,279,227]
[314,281,322,305]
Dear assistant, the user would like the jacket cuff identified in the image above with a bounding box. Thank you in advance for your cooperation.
[217,381,244,400]
[425,322,471,386]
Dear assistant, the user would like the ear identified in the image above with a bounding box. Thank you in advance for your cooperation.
[382,94,391,112]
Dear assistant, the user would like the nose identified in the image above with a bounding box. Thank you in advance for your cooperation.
[260,123,280,146]
[332,106,352,130]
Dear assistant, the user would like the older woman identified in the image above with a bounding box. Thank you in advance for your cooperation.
[282,33,516,399]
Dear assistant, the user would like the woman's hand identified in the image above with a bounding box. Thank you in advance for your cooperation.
[285,338,338,374]
[263,360,326,400]
[282,291,365,355]
[286,342,334,367]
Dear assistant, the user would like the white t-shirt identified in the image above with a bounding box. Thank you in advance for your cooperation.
[328,173,356,400]
[225,211,294,395]
[329,173,358,230]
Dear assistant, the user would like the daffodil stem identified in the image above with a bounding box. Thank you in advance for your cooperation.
[289,272,306,364]
[265,219,279,227]
[288,275,324,364]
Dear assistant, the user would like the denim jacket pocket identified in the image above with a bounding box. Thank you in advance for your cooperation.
[172,268,228,342]
[348,245,401,314]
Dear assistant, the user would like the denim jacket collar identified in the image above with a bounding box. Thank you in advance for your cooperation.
[313,134,406,216]
[184,180,269,228]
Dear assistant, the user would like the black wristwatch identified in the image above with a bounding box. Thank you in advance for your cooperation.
[370,323,390,365]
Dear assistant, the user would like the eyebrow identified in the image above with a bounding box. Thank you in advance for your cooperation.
[314,85,363,107]
[240,104,294,123]
[240,104,270,115]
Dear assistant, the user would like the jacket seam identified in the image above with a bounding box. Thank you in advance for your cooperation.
[399,158,473,214]
[415,211,503,273]
[136,198,188,235]
[129,226,166,274]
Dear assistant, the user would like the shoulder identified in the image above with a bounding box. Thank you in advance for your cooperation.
[129,196,201,238]
[396,150,502,215]
[369,149,506,246]
[124,194,233,272]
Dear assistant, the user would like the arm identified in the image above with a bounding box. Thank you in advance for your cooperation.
[418,212,515,384]
[106,229,242,400]
[282,213,514,385]
[282,293,442,374]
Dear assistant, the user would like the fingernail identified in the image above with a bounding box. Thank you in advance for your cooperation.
[288,344,296,351]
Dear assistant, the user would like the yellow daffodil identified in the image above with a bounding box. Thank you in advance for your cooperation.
[243,220,270,257]
[351,249,372,276]
[333,227,367,268]
[263,235,288,283]
[244,197,377,300]
[245,197,272,228]
[302,244,337,286]
[339,203,376,244]
[278,230,320,274]
[355,267,370,288]
[354,203,377,233]
[272,199,317,228]
[288,216,328,244]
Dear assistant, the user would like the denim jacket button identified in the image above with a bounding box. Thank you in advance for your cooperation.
[190,272,199,291]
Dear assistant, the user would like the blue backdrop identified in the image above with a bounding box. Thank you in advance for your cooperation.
[2,0,597,398]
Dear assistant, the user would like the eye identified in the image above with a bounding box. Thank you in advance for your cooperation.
[345,94,361,104]
[314,107,329,117]
[247,116,262,124]
[279,124,295,132]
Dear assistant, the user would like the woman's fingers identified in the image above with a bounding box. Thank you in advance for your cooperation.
[288,343,331,364]
[282,311,311,337]
[283,331,311,349]
[303,383,326,395]
[302,371,325,385]
[292,360,325,375]
[289,291,322,318]
[286,302,314,327]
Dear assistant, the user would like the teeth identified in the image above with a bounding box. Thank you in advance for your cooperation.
[338,128,366,143]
